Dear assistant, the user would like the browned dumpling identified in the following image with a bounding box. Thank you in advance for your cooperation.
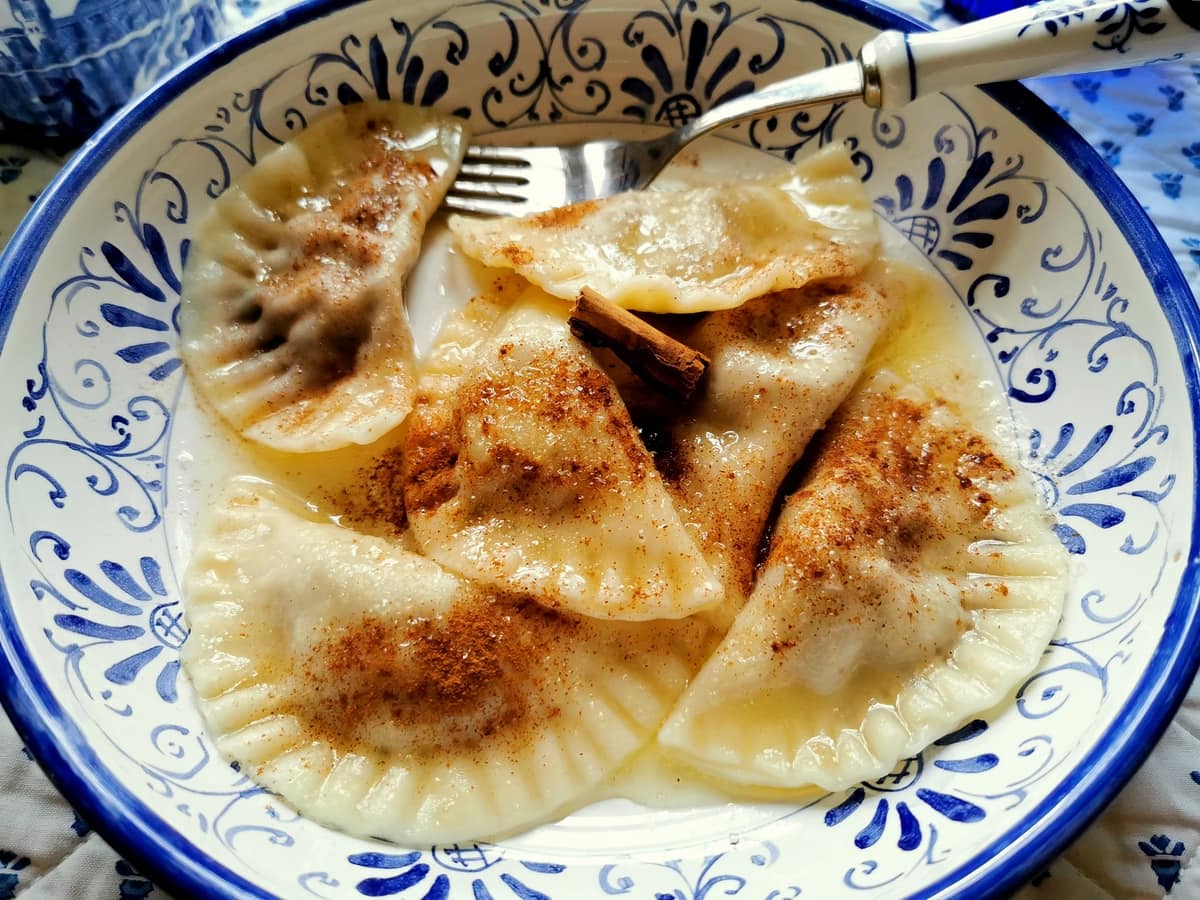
[181,480,716,843]
[657,268,904,617]
[180,101,467,452]
[659,372,1069,790]
[402,289,723,621]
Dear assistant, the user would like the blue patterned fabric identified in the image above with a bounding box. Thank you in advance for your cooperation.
[0,1,1197,897]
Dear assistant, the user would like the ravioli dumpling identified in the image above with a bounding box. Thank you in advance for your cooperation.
[403,289,722,620]
[658,373,1069,790]
[657,269,904,615]
[180,101,467,452]
[448,144,878,313]
[181,480,716,844]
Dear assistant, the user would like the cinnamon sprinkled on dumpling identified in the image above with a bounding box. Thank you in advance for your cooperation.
[180,101,467,452]
[659,371,1069,790]
[180,480,716,843]
[402,289,723,621]
[654,270,903,619]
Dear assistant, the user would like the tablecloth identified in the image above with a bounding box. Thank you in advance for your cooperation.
[0,1,1198,897]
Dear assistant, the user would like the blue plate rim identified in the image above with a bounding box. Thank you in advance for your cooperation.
[0,0,1197,897]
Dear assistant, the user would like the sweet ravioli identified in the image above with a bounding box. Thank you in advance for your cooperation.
[175,120,1071,843]
[182,481,716,844]
[403,290,723,620]
[180,101,466,452]
[448,144,878,314]
[659,372,1069,790]
[658,268,904,616]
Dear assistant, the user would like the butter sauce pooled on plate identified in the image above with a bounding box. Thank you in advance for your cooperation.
[174,103,1067,844]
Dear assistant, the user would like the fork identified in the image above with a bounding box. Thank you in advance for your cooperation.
[444,0,1198,216]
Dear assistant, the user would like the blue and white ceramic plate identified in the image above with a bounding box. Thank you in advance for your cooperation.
[1,0,1198,897]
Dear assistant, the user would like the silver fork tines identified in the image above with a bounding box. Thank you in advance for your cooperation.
[444,60,865,217]
[446,146,572,217]
[458,148,532,185]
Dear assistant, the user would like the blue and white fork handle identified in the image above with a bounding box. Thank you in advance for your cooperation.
[862,0,1198,108]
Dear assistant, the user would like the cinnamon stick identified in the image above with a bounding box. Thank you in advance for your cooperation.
[569,287,710,399]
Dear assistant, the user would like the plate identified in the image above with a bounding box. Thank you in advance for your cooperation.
[1,0,1199,897]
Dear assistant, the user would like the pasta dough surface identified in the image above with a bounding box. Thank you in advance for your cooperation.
[448,145,878,313]
[181,481,716,844]
[175,127,1074,843]
[403,290,723,620]
[656,269,904,614]
[658,373,1069,790]
[180,101,466,452]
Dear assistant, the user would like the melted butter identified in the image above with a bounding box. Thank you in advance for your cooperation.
[605,666,917,807]
[168,388,413,567]
[170,139,1019,819]
[602,745,825,808]
[866,230,1012,443]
